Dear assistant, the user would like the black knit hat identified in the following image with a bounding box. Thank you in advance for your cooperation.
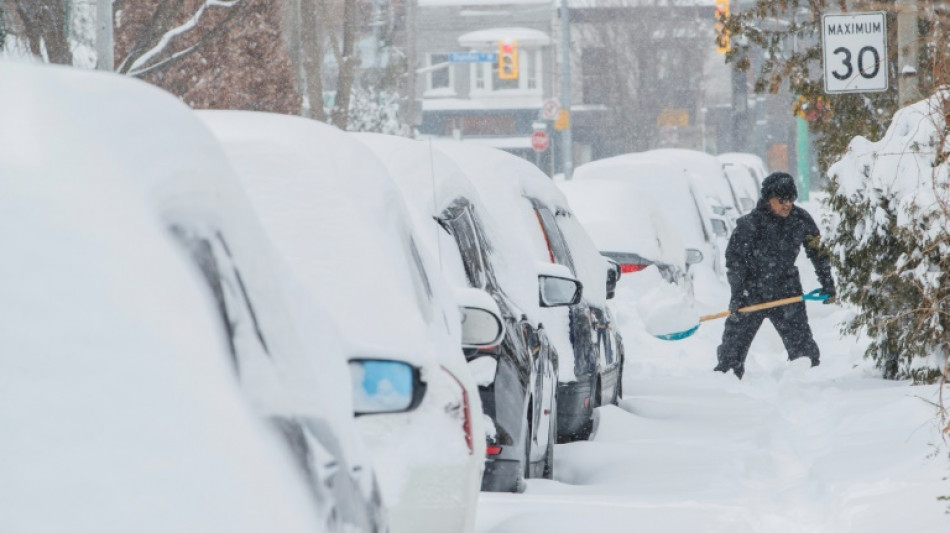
[761,172,798,201]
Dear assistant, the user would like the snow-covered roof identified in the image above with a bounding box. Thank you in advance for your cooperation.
[459,27,552,47]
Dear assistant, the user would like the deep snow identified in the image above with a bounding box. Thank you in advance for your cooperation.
[476,195,950,532]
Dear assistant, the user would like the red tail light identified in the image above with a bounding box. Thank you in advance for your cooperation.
[620,263,647,274]
[486,445,503,456]
[441,366,474,455]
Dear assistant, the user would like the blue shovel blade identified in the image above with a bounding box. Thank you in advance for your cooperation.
[802,288,828,302]
[655,324,700,341]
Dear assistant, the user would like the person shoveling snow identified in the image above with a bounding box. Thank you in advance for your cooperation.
[713,172,836,379]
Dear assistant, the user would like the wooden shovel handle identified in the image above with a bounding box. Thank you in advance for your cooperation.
[699,296,804,323]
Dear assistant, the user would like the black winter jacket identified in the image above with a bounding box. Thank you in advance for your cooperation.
[725,199,834,305]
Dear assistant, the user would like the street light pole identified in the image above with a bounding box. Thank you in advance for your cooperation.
[559,0,573,180]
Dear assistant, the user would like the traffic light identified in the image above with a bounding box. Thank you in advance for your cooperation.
[715,0,730,54]
[498,39,519,80]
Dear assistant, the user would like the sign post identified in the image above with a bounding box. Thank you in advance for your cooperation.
[822,12,888,94]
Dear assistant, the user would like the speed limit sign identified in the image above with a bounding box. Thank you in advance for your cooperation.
[822,12,887,93]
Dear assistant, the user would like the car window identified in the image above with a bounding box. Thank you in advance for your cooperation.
[534,204,575,272]
[439,203,488,290]
[405,235,435,323]
[691,194,711,243]
[168,225,270,372]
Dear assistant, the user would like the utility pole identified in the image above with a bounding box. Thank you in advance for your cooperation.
[896,0,919,106]
[96,0,114,71]
[558,0,573,180]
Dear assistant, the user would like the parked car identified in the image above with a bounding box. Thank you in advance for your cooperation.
[201,111,504,529]
[559,177,700,296]
[353,132,573,491]
[573,155,728,279]
[718,152,769,189]
[641,148,743,223]
[433,140,624,442]
[1,62,394,532]
[722,161,761,213]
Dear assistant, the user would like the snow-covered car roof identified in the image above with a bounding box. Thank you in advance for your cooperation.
[722,162,761,213]
[0,62,324,533]
[635,148,741,213]
[199,111,460,368]
[559,178,686,270]
[572,156,713,251]
[717,152,768,187]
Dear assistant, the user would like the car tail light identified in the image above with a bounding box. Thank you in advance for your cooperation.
[620,263,648,274]
[486,445,503,456]
[441,366,474,455]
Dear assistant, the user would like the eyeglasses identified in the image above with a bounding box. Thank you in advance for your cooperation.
[775,196,795,205]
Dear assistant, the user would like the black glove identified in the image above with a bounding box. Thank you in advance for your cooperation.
[819,286,837,305]
[729,301,741,314]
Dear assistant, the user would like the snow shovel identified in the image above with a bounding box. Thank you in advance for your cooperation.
[653,289,830,341]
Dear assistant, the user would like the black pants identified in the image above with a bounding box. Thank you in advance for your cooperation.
[716,301,820,370]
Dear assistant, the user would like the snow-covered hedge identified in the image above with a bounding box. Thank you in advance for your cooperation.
[825,92,950,383]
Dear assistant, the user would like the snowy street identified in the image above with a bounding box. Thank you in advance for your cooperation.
[476,198,950,532]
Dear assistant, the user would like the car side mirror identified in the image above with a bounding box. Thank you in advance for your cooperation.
[455,288,505,348]
[348,359,426,416]
[538,274,583,307]
[685,248,704,266]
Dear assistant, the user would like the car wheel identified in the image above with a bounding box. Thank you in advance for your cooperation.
[542,400,556,479]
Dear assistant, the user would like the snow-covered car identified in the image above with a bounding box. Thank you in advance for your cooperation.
[559,177,699,295]
[573,156,727,279]
[722,161,761,213]
[200,111,494,531]
[1,62,394,532]
[353,133,572,492]
[640,148,743,224]
[433,140,623,443]
[718,152,768,189]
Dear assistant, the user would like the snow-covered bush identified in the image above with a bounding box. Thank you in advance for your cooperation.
[825,93,950,383]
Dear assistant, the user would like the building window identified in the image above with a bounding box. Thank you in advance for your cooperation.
[426,53,453,94]
[474,61,487,90]
[525,50,538,90]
